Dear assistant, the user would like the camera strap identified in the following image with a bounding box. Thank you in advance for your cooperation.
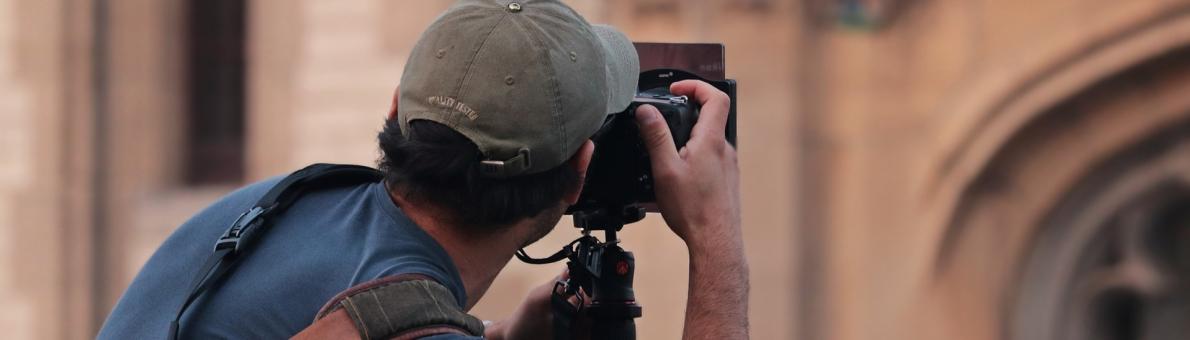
[551,279,582,340]
[515,236,597,340]
[514,236,587,265]
[167,163,383,340]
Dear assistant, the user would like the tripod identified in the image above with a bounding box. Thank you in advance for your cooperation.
[517,206,646,340]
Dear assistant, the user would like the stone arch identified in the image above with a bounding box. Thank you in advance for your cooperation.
[1009,120,1190,340]
[918,6,1190,340]
[928,5,1190,257]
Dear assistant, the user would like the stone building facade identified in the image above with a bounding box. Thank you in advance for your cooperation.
[0,0,1187,339]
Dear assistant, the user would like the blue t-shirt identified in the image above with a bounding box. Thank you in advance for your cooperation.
[98,178,482,339]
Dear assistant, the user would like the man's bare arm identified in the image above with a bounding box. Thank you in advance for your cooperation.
[685,232,749,339]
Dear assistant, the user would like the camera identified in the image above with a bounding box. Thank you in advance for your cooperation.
[566,68,738,228]
[518,46,739,340]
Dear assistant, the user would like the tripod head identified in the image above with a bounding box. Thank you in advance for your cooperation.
[515,204,646,340]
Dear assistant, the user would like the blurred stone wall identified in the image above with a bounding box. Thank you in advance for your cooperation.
[1,0,1189,339]
[0,0,34,337]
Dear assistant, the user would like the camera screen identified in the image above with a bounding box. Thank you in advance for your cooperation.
[633,42,726,81]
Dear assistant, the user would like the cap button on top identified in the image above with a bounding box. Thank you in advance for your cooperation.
[507,2,522,12]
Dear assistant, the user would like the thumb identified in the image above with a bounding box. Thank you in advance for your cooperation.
[635,104,680,172]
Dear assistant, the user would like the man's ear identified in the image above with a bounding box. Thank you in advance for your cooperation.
[563,140,595,205]
[387,86,400,120]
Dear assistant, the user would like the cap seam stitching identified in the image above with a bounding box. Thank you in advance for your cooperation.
[509,13,564,172]
[451,8,507,97]
[450,9,510,151]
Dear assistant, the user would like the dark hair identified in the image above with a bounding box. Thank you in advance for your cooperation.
[377,118,578,229]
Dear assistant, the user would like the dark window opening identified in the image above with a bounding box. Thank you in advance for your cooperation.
[1090,289,1144,340]
[186,0,246,185]
[1147,197,1190,273]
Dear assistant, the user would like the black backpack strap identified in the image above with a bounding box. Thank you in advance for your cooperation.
[294,274,485,340]
[168,163,383,340]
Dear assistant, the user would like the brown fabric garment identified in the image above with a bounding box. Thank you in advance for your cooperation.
[292,274,484,340]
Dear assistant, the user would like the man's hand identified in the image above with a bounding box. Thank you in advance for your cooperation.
[636,79,749,339]
[483,272,556,340]
[484,271,590,340]
[635,80,741,252]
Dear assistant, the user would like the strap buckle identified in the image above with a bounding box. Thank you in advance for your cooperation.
[550,278,582,340]
[215,206,267,253]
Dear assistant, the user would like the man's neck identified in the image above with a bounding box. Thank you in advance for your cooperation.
[388,190,524,310]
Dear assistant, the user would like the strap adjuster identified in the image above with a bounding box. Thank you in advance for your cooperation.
[479,148,532,178]
[215,206,268,253]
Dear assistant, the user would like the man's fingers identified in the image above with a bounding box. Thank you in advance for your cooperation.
[670,79,730,113]
[635,104,681,172]
[670,80,730,144]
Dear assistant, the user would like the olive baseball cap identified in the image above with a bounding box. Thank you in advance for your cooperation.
[397,0,640,178]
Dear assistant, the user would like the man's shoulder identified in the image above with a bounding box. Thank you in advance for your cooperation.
[101,173,416,339]
[96,176,293,339]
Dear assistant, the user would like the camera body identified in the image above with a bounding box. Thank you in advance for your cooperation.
[567,69,737,227]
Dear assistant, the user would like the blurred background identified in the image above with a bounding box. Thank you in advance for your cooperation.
[1,0,1188,339]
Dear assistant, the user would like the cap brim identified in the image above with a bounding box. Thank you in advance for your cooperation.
[591,25,640,114]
